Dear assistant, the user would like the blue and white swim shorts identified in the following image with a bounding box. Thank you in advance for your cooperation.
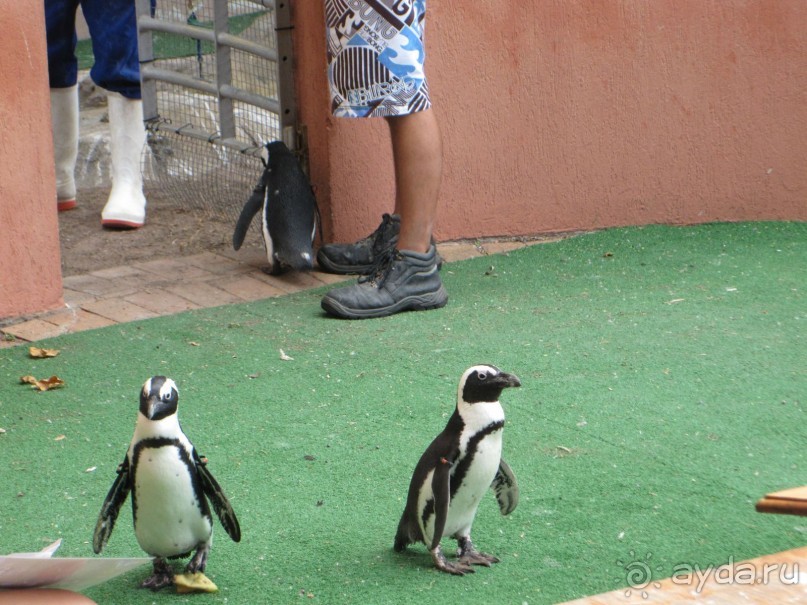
[324,0,431,118]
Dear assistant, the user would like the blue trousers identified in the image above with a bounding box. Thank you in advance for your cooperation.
[45,0,141,99]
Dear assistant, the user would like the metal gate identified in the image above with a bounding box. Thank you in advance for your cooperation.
[134,0,297,224]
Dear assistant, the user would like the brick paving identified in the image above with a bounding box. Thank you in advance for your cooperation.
[1,239,549,346]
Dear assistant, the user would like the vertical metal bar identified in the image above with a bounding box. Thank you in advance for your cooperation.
[214,0,236,139]
[274,0,299,150]
[135,0,158,120]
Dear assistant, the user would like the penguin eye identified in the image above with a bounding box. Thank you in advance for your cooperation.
[477,371,488,381]
[162,391,176,402]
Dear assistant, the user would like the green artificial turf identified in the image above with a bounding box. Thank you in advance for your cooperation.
[0,222,804,604]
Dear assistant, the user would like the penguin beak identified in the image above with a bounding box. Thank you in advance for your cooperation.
[145,395,164,420]
[496,372,522,389]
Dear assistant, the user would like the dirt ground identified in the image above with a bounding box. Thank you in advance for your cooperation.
[58,187,264,276]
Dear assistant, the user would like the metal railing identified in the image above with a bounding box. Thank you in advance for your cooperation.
[134,0,297,153]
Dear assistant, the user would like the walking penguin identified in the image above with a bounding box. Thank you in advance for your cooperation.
[93,376,241,591]
[394,364,521,575]
[233,140,319,275]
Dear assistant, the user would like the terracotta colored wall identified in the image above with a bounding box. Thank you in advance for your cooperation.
[294,1,807,244]
[0,2,803,323]
[0,3,64,320]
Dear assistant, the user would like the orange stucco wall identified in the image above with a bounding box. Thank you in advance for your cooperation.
[0,3,64,320]
[294,1,807,244]
[0,1,804,324]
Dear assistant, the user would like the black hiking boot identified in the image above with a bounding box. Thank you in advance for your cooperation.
[317,213,400,275]
[321,244,447,319]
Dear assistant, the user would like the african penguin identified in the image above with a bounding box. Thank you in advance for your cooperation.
[233,140,319,275]
[93,376,241,590]
[394,364,521,575]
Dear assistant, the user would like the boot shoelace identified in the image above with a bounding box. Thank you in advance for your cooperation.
[369,213,399,255]
[359,246,401,288]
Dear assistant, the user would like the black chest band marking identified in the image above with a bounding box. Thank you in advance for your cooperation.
[130,437,208,521]
[420,419,505,529]
[450,420,505,498]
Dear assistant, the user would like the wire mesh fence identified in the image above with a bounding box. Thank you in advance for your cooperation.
[138,0,285,228]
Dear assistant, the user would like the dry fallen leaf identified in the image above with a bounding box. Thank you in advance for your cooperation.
[174,572,218,593]
[85,466,97,473]
[279,349,294,361]
[29,347,60,358]
[20,375,66,391]
[54,435,66,441]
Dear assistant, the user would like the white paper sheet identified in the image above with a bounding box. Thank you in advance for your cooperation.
[0,540,151,592]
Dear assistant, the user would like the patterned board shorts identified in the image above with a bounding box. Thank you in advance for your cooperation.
[324,0,431,118]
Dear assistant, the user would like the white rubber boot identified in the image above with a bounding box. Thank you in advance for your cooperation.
[50,85,79,211]
[101,92,147,229]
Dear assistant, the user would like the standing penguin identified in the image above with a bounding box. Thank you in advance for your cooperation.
[93,376,241,591]
[394,365,521,575]
[232,140,319,275]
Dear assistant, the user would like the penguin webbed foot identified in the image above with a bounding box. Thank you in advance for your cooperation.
[430,547,475,576]
[458,550,499,567]
[457,536,499,567]
[261,263,284,276]
[186,543,210,574]
[141,557,175,591]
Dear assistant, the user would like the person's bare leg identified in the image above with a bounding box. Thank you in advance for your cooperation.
[386,108,442,254]
[320,108,447,318]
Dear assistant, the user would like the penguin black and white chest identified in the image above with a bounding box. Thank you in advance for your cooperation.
[394,365,521,575]
[232,140,319,275]
[93,377,240,590]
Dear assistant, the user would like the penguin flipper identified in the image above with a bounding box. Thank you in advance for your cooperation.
[194,451,241,543]
[232,168,268,251]
[92,457,131,554]
[491,458,519,516]
[429,457,453,550]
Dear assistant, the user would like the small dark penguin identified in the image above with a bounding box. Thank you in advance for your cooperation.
[233,140,319,275]
[93,377,241,590]
[394,365,521,575]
